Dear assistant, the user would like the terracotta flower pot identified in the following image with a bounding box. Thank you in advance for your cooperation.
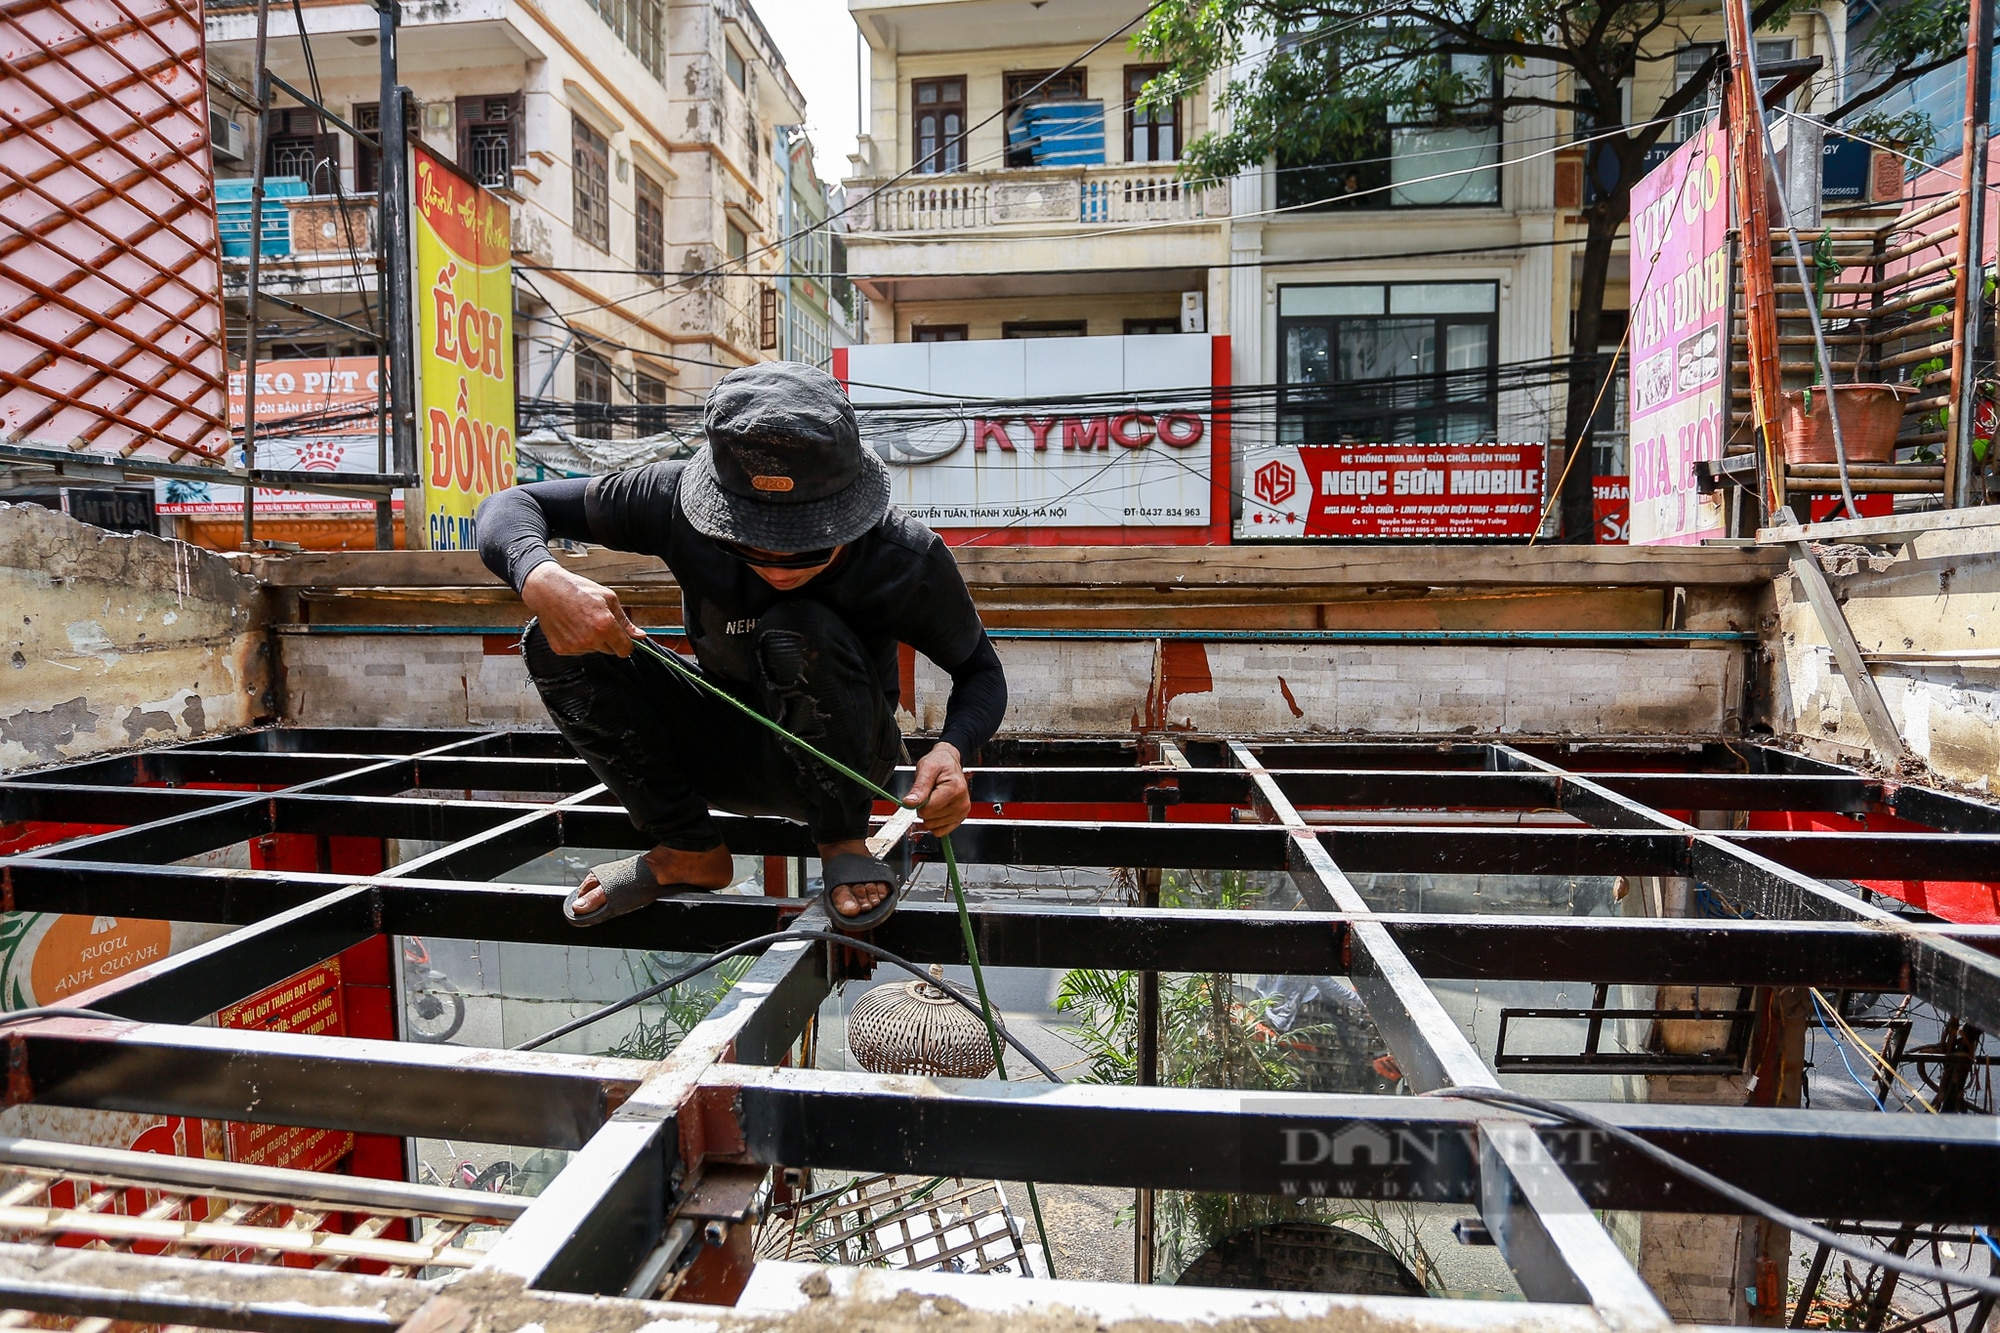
[1779,383,1915,466]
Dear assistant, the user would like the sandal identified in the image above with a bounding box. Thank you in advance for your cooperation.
[821,852,905,933]
[564,854,713,927]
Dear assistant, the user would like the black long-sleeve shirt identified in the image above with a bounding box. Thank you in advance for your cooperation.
[478,463,1006,756]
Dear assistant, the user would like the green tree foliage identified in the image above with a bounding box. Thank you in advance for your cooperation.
[1132,0,1971,537]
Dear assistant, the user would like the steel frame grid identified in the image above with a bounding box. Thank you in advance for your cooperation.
[0,726,1997,1331]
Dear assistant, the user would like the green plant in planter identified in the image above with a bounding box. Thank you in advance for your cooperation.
[1801,230,1845,418]
[1057,869,1436,1287]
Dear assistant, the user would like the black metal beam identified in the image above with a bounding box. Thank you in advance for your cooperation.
[716,1065,2000,1221]
[64,887,380,1023]
[1479,1120,1671,1318]
[16,1018,648,1149]
[479,906,834,1294]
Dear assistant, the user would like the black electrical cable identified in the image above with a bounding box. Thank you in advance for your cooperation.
[513,927,1065,1083]
[0,1007,122,1027]
[1425,1086,2000,1299]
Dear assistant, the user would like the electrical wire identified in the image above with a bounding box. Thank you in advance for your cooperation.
[1809,987,1939,1113]
[1425,1086,2000,1298]
[1810,989,1889,1112]
[514,926,1061,1083]
[0,1007,122,1027]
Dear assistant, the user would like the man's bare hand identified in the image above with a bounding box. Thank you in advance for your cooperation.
[523,562,644,657]
[903,742,970,835]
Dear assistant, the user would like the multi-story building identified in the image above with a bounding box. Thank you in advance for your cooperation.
[777,132,858,370]
[838,0,1858,541]
[841,0,1227,345]
[202,0,807,419]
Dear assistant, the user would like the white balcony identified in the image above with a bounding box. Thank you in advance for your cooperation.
[850,165,1228,234]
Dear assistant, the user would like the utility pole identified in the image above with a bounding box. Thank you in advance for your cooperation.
[372,0,397,549]
[374,0,420,549]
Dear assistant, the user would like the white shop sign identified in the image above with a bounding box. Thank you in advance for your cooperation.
[838,335,1218,536]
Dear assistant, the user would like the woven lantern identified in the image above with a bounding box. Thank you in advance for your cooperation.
[847,965,997,1079]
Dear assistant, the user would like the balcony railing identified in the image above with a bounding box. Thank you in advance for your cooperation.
[851,165,1228,233]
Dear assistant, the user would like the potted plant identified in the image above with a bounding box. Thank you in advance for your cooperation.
[1778,233,1915,465]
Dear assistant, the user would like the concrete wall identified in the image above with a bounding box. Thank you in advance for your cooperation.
[283,631,1744,737]
[1769,524,2000,790]
[0,504,268,771]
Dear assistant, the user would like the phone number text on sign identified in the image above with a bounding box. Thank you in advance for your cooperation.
[1237,443,1547,539]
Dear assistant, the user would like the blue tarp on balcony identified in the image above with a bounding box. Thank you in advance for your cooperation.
[1008,102,1105,167]
[215,177,309,257]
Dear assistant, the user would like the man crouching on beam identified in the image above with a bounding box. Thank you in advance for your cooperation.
[477,361,1006,931]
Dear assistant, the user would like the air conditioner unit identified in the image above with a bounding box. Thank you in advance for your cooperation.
[210,109,246,163]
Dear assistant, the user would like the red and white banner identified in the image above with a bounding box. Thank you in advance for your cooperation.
[838,335,1227,545]
[1236,443,1546,539]
[156,356,395,515]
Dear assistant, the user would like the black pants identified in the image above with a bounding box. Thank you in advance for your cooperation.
[521,600,900,851]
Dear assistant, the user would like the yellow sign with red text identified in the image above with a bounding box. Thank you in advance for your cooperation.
[414,145,514,550]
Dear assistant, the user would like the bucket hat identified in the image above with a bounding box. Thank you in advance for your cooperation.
[680,361,890,551]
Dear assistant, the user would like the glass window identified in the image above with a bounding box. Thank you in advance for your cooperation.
[353,102,380,194]
[1280,285,1383,317]
[725,43,746,91]
[1125,318,1180,335]
[1277,283,1498,444]
[572,116,611,251]
[575,349,614,433]
[1674,40,1794,142]
[912,325,967,342]
[1389,125,1500,206]
[1125,67,1178,164]
[913,78,966,174]
[1390,283,1496,314]
[458,96,521,191]
[1277,51,1498,211]
[726,223,748,263]
[635,172,664,281]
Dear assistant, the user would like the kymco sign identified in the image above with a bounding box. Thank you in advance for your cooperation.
[839,335,1221,541]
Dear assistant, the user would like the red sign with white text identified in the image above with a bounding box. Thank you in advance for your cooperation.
[218,961,355,1172]
[1594,476,1630,544]
[1238,443,1546,539]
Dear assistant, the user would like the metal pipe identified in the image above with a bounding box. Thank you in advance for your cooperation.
[241,0,273,549]
[1950,0,1995,507]
[1134,862,1160,1285]
[1740,17,1861,519]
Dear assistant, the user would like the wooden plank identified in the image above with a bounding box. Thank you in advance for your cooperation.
[1759,505,2000,545]
[1785,541,1914,764]
[246,544,1788,591]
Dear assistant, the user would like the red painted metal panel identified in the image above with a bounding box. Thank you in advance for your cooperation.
[1749,809,2000,924]
[0,0,228,464]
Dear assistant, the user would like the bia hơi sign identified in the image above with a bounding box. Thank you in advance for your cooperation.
[155,357,392,515]
[415,145,515,551]
[838,336,1223,542]
[1236,443,1547,539]
[1627,125,1729,546]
